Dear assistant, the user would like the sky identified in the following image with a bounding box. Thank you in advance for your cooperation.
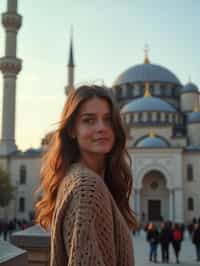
[0,0,200,150]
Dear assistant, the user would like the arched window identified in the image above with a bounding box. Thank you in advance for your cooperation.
[165,113,169,123]
[155,86,161,96]
[188,197,194,211]
[19,197,25,212]
[148,112,152,122]
[172,114,176,124]
[187,164,193,181]
[138,112,143,122]
[165,86,172,96]
[116,87,122,98]
[19,165,27,185]
[131,114,135,123]
[157,112,161,122]
[134,86,140,96]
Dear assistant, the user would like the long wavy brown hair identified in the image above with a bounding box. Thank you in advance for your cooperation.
[35,85,137,230]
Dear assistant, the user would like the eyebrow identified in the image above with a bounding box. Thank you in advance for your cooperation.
[80,112,111,117]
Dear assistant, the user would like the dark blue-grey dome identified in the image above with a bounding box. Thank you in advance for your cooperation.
[182,82,199,93]
[113,63,181,86]
[187,112,200,123]
[121,96,176,113]
[136,136,169,148]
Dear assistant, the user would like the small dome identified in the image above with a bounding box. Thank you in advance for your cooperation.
[187,112,200,124]
[182,82,199,93]
[135,136,169,148]
[121,96,176,113]
[185,145,200,150]
[113,63,181,86]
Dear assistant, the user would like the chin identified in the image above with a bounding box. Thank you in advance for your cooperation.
[95,147,112,154]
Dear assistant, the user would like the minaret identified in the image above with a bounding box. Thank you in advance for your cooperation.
[65,30,75,96]
[0,0,22,155]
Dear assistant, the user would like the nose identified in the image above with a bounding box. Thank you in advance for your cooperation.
[96,119,107,132]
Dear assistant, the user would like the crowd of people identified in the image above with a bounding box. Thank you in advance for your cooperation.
[144,218,200,264]
[1,214,200,265]
[0,218,33,241]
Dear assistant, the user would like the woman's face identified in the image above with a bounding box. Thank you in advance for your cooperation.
[72,97,115,161]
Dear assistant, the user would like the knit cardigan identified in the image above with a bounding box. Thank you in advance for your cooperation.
[50,162,135,266]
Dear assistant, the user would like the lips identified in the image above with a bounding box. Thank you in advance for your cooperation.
[93,138,109,143]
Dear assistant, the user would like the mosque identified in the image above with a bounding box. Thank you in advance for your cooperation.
[0,0,200,224]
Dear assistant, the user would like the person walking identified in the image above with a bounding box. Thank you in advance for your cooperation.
[147,223,159,263]
[159,221,172,263]
[172,223,183,264]
[192,222,200,261]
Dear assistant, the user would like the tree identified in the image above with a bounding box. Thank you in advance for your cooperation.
[0,167,14,208]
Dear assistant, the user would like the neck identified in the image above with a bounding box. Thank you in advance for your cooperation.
[80,154,106,177]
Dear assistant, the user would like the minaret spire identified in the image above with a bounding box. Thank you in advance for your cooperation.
[0,0,22,155]
[65,27,75,96]
[144,44,150,64]
[68,27,74,67]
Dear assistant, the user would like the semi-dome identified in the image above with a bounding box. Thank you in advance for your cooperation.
[187,112,200,124]
[182,82,199,93]
[113,63,181,86]
[121,96,176,113]
[135,136,169,148]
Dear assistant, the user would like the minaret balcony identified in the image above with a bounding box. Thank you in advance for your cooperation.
[2,12,22,31]
[0,57,22,75]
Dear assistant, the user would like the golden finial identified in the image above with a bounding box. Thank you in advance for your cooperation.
[149,129,155,138]
[144,81,151,97]
[144,44,150,64]
[193,95,200,112]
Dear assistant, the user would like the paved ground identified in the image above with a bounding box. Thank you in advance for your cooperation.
[1,229,199,265]
[134,230,199,266]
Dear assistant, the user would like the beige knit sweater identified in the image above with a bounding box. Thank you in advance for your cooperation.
[50,162,135,266]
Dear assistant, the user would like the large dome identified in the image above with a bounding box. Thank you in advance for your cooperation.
[135,136,169,148]
[121,96,177,113]
[113,63,181,86]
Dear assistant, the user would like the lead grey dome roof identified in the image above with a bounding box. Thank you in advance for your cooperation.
[182,82,199,93]
[113,63,181,86]
[136,136,169,148]
[121,96,177,113]
[187,112,200,123]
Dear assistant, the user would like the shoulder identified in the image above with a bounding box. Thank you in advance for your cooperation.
[59,163,112,222]
[57,162,110,207]
[65,162,107,194]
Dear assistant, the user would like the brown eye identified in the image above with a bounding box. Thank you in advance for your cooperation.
[83,118,95,125]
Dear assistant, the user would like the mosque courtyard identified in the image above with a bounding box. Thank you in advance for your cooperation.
[0,227,199,265]
[134,230,199,266]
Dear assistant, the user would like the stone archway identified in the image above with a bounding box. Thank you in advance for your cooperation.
[135,162,173,190]
[140,170,169,223]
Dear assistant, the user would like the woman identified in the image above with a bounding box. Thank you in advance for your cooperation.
[146,223,159,263]
[172,223,183,264]
[192,223,200,261]
[159,221,172,263]
[35,85,137,266]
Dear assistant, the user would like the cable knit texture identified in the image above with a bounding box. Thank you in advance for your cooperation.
[50,162,135,266]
